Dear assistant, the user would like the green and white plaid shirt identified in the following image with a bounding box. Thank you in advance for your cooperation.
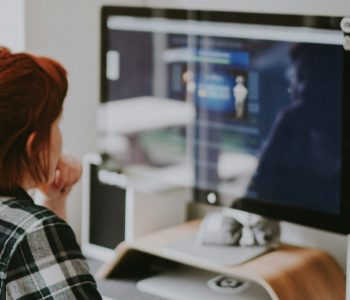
[0,189,102,299]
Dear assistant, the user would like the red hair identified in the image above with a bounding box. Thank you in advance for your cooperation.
[0,47,68,193]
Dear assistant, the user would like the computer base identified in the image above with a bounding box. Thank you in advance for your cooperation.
[165,237,274,266]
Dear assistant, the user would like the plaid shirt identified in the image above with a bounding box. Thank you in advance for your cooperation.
[0,189,102,299]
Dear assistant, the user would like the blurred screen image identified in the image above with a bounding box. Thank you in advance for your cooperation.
[100,15,343,215]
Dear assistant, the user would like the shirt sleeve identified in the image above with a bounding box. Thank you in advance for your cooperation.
[5,215,103,300]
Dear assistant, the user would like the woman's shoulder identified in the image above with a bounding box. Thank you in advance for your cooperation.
[2,198,102,299]
[0,196,62,232]
[0,195,73,260]
[0,196,74,281]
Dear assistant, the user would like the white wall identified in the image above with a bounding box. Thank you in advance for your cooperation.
[0,0,25,51]
[23,0,349,270]
[24,0,146,239]
[25,0,100,237]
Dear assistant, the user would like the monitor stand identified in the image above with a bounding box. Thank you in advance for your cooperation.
[164,210,280,266]
[96,219,345,300]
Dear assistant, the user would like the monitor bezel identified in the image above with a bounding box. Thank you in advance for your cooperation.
[101,6,350,234]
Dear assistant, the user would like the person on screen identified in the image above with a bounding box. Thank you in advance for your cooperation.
[254,43,342,213]
[233,75,248,119]
[183,69,197,100]
[0,47,102,299]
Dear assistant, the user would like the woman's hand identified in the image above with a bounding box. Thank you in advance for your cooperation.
[39,154,82,220]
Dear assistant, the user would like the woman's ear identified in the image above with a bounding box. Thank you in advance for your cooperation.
[26,132,36,158]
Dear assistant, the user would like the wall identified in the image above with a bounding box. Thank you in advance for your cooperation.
[23,0,349,270]
[0,0,25,51]
[24,0,144,237]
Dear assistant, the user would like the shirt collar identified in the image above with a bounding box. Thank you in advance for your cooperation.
[0,187,33,202]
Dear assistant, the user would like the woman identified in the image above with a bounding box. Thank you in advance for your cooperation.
[0,47,102,299]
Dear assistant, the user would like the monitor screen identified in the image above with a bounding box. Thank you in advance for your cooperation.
[100,7,350,233]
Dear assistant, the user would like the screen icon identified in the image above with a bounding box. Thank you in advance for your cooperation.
[340,17,350,34]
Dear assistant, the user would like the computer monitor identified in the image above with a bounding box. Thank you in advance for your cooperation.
[100,6,350,234]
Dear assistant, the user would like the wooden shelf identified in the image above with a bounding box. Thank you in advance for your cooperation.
[97,220,346,300]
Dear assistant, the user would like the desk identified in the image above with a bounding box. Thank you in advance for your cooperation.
[97,220,345,300]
